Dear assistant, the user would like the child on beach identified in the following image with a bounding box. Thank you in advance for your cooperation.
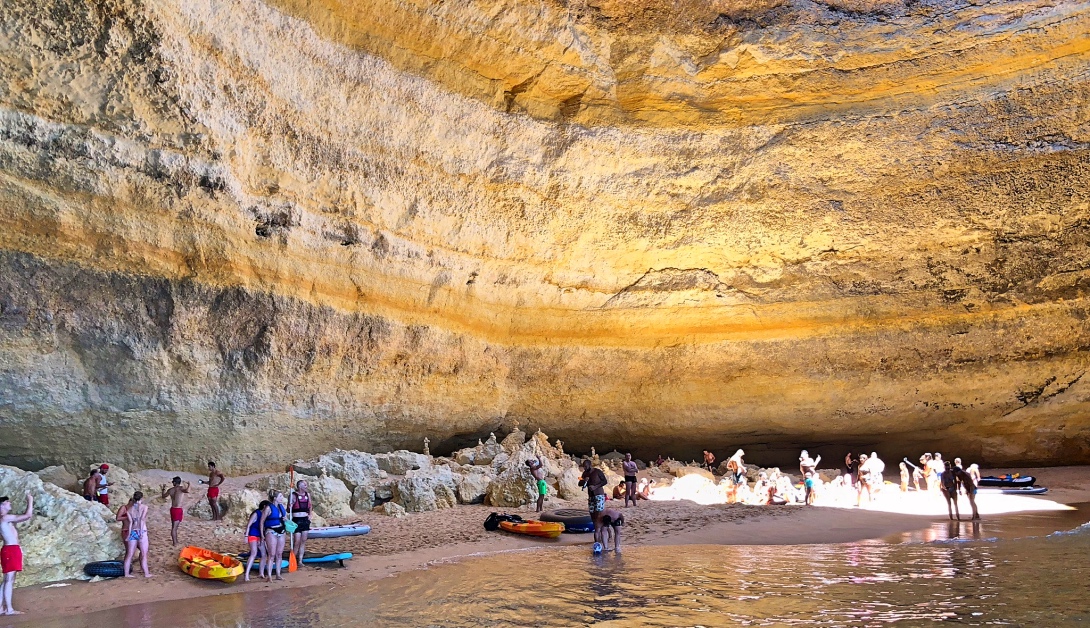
[1,493,33,615]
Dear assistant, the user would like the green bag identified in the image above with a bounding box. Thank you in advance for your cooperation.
[284,519,298,534]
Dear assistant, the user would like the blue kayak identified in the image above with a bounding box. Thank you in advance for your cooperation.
[239,551,353,566]
[307,524,371,539]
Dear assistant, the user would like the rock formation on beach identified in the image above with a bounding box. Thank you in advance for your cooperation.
[2,0,1090,471]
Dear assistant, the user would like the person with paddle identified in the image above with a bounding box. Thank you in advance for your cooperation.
[290,480,312,565]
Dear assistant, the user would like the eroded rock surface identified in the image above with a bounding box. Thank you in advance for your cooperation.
[2,0,1090,471]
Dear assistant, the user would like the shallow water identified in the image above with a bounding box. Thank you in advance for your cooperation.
[37,508,1090,627]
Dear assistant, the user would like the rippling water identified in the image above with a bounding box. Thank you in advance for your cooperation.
[40,509,1090,627]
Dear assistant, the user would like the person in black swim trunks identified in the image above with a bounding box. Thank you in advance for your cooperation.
[579,459,608,545]
[621,454,638,508]
[940,460,961,521]
[290,480,312,565]
[599,507,626,553]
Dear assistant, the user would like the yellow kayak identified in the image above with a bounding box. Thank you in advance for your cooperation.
[499,520,565,539]
[178,546,244,583]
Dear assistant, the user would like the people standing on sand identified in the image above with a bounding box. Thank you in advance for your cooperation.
[1,493,33,615]
[116,495,134,543]
[855,453,873,506]
[800,450,821,477]
[200,461,225,521]
[525,456,547,513]
[844,453,860,489]
[702,450,716,473]
[161,477,190,546]
[622,454,638,508]
[291,480,312,564]
[599,507,625,553]
[940,460,960,520]
[82,468,101,502]
[244,500,270,582]
[725,450,746,503]
[927,454,944,493]
[804,472,816,505]
[123,491,151,578]
[868,452,885,494]
[96,465,113,506]
[579,460,608,545]
[966,463,981,487]
[913,454,930,491]
[899,462,910,492]
[954,464,980,520]
[260,490,287,582]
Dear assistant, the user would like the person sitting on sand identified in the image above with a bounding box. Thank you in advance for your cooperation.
[599,507,625,553]
[200,461,226,521]
[954,464,980,521]
[579,460,608,545]
[622,454,639,508]
[940,460,961,521]
[612,481,626,501]
[636,478,652,500]
[161,477,190,546]
[800,450,821,477]
[1,493,33,615]
[525,456,547,513]
[122,491,151,578]
[244,499,270,582]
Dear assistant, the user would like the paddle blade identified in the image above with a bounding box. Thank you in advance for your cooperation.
[288,551,298,573]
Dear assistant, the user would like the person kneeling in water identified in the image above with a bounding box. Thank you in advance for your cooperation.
[599,507,625,553]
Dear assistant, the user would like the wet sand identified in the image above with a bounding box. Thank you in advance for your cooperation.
[8,465,1089,624]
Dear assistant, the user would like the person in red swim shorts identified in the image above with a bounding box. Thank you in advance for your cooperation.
[1,492,34,615]
[160,476,191,546]
[199,461,226,521]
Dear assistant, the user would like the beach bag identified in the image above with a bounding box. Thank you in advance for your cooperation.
[284,518,298,534]
[483,512,523,531]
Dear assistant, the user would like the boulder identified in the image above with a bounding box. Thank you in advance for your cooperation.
[374,450,431,475]
[246,474,354,520]
[351,484,376,512]
[394,467,458,512]
[500,427,526,452]
[374,501,406,518]
[0,465,124,586]
[293,450,388,490]
[33,466,79,493]
[557,466,584,500]
[455,469,492,504]
[485,472,536,507]
[375,482,395,501]
[478,434,504,465]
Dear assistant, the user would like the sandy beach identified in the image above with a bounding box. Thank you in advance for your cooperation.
[6,465,1089,624]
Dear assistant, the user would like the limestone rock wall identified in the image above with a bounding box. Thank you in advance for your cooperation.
[2,0,1090,471]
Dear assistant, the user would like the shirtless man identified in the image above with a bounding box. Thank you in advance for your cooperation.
[199,461,225,521]
[940,460,960,520]
[913,454,930,491]
[579,460,608,545]
[725,449,746,503]
[524,456,547,513]
[799,450,821,477]
[160,477,191,546]
[82,468,101,502]
[702,450,716,473]
[123,491,151,578]
[954,464,980,520]
[599,507,626,553]
[1,493,33,615]
[622,454,639,508]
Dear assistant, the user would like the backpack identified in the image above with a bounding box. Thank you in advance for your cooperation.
[483,512,524,531]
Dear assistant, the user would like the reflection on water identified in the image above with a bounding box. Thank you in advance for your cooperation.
[35,508,1090,627]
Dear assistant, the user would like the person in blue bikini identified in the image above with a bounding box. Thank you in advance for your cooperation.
[122,491,151,578]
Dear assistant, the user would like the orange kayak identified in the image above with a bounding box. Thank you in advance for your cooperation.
[499,520,565,539]
[178,546,244,583]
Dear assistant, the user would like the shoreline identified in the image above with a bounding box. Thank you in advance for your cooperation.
[9,465,1090,623]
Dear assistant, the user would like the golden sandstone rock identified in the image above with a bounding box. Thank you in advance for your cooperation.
[1,0,1089,472]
